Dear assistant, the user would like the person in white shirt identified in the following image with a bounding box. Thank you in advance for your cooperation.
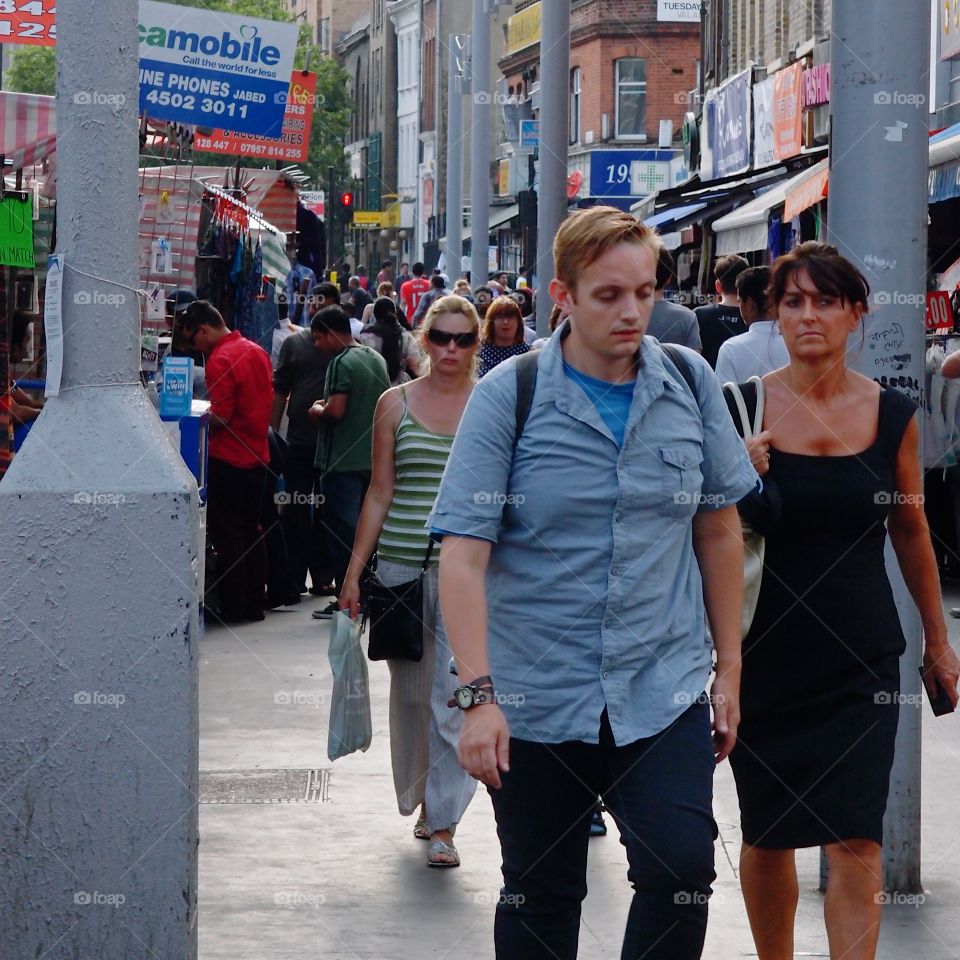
[715,266,789,383]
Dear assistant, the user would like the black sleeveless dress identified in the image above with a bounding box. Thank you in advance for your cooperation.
[728,385,918,849]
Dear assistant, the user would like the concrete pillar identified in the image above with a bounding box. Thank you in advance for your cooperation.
[444,34,465,280]
[469,0,491,288]
[828,0,929,893]
[534,0,570,335]
[0,0,201,955]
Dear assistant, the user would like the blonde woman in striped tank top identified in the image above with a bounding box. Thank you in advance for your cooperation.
[339,295,481,868]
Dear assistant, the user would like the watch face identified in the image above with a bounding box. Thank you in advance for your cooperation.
[455,686,474,709]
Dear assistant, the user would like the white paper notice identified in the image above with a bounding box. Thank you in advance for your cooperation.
[44,254,64,397]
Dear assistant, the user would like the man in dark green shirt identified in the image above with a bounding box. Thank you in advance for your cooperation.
[308,306,390,615]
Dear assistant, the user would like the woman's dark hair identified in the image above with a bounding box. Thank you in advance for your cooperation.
[368,296,403,380]
[769,241,870,313]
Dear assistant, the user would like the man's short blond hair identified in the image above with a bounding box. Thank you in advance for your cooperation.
[553,206,662,289]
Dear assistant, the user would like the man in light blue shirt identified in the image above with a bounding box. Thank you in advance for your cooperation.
[432,207,756,960]
[715,266,789,383]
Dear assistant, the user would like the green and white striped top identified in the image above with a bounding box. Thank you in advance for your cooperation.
[378,391,455,566]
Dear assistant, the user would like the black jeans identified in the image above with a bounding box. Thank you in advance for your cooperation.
[489,703,716,960]
[206,457,268,621]
[282,442,335,592]
[322,469,371,591]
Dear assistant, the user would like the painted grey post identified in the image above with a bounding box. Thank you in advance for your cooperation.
[828,0,929,893]
[469,0,491,288]
[534,0,570,335]
[444,34,465,280]
[0,0,201,955]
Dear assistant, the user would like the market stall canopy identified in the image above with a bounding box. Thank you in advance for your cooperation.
[0,91,56,172]
[928,121,960,203]
[712,161,829,255]
[139,166,297,291]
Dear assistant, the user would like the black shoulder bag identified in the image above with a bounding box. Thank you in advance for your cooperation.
[362,539,435,662]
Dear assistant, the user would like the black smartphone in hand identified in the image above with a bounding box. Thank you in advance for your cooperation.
[919,667,956,717]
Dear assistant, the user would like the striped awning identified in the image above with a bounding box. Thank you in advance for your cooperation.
[0,91,56,171]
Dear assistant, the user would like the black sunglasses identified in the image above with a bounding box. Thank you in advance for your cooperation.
[426,328,478,348]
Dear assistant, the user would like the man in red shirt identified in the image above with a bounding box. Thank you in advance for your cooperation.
[179,302,274,623]
[399,261,431,327]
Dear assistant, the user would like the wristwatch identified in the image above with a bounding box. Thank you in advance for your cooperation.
[449,677,496,710]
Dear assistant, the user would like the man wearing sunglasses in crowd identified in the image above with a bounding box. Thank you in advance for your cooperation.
[308,306,391,618]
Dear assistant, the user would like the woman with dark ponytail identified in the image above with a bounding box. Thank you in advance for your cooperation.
[360,296,422,385]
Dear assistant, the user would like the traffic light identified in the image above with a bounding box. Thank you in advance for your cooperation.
[340,191,353,210]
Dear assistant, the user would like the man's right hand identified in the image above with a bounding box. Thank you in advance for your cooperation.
[458,704,510,789]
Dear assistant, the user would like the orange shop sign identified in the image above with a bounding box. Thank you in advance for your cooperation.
[194,71,317,164]
[0,1,56,46]
[773,62,803,160]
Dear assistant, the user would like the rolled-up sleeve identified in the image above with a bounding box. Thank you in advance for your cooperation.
[690,356,758,510]
[429,367,518,542]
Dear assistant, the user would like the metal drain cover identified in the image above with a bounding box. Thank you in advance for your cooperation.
[200,768,330,804]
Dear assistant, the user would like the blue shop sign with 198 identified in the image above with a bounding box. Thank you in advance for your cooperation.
[589,150,678,198]
[137,0,299,138]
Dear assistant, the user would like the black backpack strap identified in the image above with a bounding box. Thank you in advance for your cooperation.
[660,344,698,402]
[513,351,539,450]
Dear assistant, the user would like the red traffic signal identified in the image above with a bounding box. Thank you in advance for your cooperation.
[340,191,353,209]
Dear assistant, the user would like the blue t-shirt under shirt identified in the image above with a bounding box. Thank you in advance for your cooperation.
[563,361,636,446]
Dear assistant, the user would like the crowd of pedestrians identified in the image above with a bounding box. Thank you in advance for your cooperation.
[175,207,960,960]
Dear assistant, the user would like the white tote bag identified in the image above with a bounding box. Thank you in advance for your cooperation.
[723,378,766,639]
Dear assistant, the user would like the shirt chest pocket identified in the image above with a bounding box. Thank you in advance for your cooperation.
[659,442,704,514]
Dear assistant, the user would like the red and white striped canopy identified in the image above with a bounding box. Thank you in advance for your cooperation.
[0,91,56,172]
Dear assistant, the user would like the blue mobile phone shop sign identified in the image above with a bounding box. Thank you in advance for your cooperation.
[137,0,299,139]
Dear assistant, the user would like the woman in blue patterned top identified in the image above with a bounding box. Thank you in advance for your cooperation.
[477,296,530,378]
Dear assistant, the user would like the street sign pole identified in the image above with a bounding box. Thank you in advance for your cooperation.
[444,34,465,280]
[534,0,570,335]
[469,0,491,287]
[828,0,929,893]
[0,0,200,955]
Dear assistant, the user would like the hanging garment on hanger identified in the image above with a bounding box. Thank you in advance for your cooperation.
[925,341,949,469]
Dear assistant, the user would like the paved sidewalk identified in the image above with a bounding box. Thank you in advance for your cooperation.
[199,590,960,960]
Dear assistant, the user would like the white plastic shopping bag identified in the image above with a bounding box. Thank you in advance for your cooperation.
[326,611,372,762]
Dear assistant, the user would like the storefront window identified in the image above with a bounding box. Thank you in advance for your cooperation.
[570,67,581,145]
[616,58,647,140]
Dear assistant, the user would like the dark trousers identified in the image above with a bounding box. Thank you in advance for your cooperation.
[207,457,268,621]
[282,443,335,591]
[322,469,370,590]
[489,703,717,960]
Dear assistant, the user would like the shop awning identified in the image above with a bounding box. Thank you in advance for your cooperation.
[644,202,707,231]
[929,121,960,203]
[712,162,829,255]
[0,91,56,172]
[782,159,829,221]
[460,204,520,242]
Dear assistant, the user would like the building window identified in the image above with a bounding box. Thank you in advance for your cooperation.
[569,67,581,145]
[615,58,647,139]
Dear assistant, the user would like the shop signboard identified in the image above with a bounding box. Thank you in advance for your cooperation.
[505,2,541,55]
[942,0,960,60]
[802,63,830,108]
[753,74,776,168]
[927,290,952,331]
[0,1,56,46]
[520,120,539,150]
[773,62,804,160]
[589,149,675,197]
[0,193,35,268]
[709,68,751,178]
[194,71,316,163]
[352,211,383,227]
[138,0,298,138]
[656,0,702,22]
[299,190,325,216]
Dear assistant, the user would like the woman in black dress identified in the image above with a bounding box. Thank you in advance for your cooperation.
[728,243,959,960]
[476,296,530,378]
